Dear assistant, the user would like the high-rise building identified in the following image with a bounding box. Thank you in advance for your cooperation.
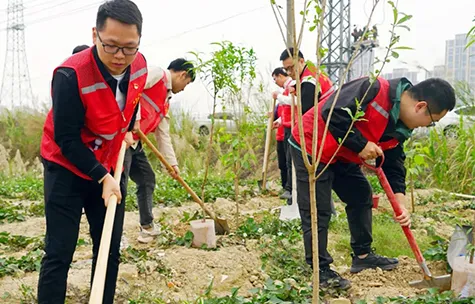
[381,68,419,84]
[350,48,375,80]
[429,65,446,79]
[445,34,475,88]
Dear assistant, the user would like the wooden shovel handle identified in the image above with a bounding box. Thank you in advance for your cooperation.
[261,98,277,189]
[136,130,217,220]
[89,141,127,303]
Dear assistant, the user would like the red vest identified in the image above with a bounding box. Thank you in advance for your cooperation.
[276,104,284,141]
[282,66,334,128]
[132,69,170,140]
[292,77,399,164]
[40,48,147,180]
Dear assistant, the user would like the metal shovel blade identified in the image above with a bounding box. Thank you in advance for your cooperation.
[279,201,300,221]
[214,217,230,235]
[409,274,452,291]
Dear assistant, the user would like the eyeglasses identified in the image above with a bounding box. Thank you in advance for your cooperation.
[426,104,436,127]
[284,64,295,73]
[97,32,139,56]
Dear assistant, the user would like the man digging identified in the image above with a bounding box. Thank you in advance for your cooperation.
[289,75,456,289]
[122,58,195,244]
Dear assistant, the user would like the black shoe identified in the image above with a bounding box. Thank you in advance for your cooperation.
[286,198,292,205]
[319,267,351,290]
[280,190,292,200]
[350,249,399,273]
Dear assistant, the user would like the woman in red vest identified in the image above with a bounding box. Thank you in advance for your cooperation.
[289,76,456,290]
[37,1,146,303]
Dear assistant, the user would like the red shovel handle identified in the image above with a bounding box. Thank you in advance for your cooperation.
[362,156,430,276]
[361,154,385,171]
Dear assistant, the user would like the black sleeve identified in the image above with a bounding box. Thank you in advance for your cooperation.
[52,68,109,182]
[128,103,139,131]
[321,77,380,153]
[377,143,407,194]
[300,82,317,115]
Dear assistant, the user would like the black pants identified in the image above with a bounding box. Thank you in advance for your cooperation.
[284,127,293,192]
[122,141,156,227]
[37,159,126,304]
[276,139,288,189]
[290,145,373,268]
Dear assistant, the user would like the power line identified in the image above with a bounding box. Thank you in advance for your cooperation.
[1,0,34,109]
[25,4,268,83]
[0,0,75,25]
[142,5,267,47]
[0,1,102,32]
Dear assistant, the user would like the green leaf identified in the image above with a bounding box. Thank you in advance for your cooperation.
[393,46,414,50]
[391,51,400,59]
[341,107,354,119]
[397,14,413,25]
[414,154,426,166]
[397,24,411,31]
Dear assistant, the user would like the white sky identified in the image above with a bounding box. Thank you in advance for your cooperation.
[0,0,474,114]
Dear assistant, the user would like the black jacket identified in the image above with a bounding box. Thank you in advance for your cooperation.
[49,46,139,182]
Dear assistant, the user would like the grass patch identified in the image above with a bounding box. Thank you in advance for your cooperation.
[126,174,256,210]
[0,175,43,201]
[329,212,432,259]
[236,212,311,284]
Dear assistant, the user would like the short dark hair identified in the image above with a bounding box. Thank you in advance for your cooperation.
[96,0,143,37]
[72,45,89,54]
[280,47,304,61]
[168,58,196,82]
[272,67,288,77]
[407,78,456,114]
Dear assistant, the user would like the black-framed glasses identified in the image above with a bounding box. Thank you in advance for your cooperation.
[97,32,139,56]
[426,104,436,127]
[284,64,295,73]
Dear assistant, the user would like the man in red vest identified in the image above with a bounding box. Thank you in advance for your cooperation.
[37,1,146,303]
[289,76,456,289]
[122,58,195,244]
[275,48,334,203]
[271,67,292,195]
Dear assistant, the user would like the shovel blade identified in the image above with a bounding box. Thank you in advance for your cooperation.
[409,274,451,291]
[279,202,300,221]
[257,180,270,191]
[214,217,230,235]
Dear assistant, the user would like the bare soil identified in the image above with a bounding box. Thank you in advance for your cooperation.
[0,190,460,303]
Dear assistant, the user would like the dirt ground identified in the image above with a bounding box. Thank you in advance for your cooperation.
[0,190,459,303]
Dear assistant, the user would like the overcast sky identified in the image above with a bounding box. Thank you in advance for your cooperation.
[0,0,474,114]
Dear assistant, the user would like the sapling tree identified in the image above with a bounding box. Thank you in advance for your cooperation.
[270,0,413,301]
[190,41,257,202]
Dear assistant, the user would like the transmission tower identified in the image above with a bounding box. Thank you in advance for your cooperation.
[0,0,34,109]
[322,0,351,85]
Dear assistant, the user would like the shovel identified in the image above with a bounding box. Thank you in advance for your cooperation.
[362,155,451,291]
[258,97,277,191]
[279,95,300,221]
[137,129,230,235]
[89,141,127,304]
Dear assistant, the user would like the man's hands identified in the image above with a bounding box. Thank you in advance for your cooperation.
[124,131,135,148]
[169,165,180,179]
[133,120,140,133]
[358,141,383,160]
[101,174,121,207]
[272,91,279,100]
[394,193,411,227]
[272,120,282,129]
